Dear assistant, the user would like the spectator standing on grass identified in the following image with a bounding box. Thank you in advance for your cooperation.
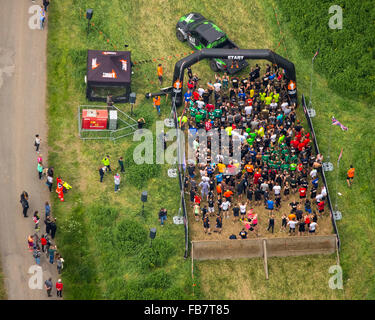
[159,208,167,226]
[56,279,63,298]
[20,191,29,217]
[114,173,121,193]
[45,278,53,297]
[45,216,51,235]
[347,165,355,187]
[153,95,161,115]
[118,157,125,173]
[34,134,41,152]
[98,166,105,183]
[157,64,163,86]
[102,155,111,172]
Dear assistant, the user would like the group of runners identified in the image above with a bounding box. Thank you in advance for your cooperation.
[181,63,333,237]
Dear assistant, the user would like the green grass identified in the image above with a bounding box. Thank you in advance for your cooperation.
[262,0,375,299]
[0,263,6,300]
[46,0,374,300]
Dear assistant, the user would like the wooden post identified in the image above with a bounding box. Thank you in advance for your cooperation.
[263,239,269,280]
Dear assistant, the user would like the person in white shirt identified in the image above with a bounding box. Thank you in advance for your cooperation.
[213,82,222,92]
[221,200,231,219]
[310,168,317,179]
[239,203,247,219]
[287,219,298,235]
[273,184,281,197]
[197,87,205,96]
[309,222,318,234]
[196,100,205,109]
[244,105,252,116]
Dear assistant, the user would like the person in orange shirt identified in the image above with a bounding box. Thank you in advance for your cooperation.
[153,95,161,115]
[157,64,163,86]
[244,162,254,173]
[347,165,355,187]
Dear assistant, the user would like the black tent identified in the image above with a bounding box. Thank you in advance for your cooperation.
[86,50,132,103]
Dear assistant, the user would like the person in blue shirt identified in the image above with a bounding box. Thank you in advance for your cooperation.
[215,173,223,184]
[312,177,319,189]
[266,199,274,214]
[238,89,246,101]
[184,90,192,107]
[207,164,214,177]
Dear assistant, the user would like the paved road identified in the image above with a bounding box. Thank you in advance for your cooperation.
[0,0,59,299]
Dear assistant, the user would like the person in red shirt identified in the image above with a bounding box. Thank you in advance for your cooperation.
[56,279,63,298]
[290,139,299,149]
[192,91,200,101]
[205,120,212,131]
[253,171,261,185]
[194,194,201,206]
[40,235,47,253]
[206,103,214,112]
[299,187,307,200]
[317,200,325,215]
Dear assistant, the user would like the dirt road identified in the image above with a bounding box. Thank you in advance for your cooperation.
[0,0,59,299]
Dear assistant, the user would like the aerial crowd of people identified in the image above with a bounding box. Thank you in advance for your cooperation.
[179,63,329,239]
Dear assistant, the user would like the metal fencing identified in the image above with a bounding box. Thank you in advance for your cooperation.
[301,94,341,250]
[78,105,138,141]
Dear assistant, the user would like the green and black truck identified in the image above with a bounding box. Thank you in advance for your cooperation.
[176,12,248,73]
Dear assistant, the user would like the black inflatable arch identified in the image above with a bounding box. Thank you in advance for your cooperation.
[171,48,296,107]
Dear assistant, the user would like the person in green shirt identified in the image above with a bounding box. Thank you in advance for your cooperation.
[102,155,111,172]
[265,95,272,105]
[214,108,222,118]
[273,91,279,103]
[262,153,270,163]
[290,163,297,171]
[259,92,266,101]
[195,113,203,124]
[200,109,207,120]
[189,106,198,117]
[208,111,215,120]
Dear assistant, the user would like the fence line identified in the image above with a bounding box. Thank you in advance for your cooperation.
[301,94,340,250]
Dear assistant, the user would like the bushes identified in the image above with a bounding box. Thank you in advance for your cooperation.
[276,0,375,99]
[137,238,176,270]
[114,218,148,255]
[124,143,161,189]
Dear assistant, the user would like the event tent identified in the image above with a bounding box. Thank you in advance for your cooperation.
[86,50,132,102]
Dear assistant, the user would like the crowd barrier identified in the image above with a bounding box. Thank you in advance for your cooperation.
[301,94,340,250]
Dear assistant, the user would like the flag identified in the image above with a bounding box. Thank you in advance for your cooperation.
[332,116,348,131]
[312,48,319,61]
[338,148,343,164]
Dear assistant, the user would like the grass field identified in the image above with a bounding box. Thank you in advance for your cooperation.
[46,0,374,300]
[0,262,6,300]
